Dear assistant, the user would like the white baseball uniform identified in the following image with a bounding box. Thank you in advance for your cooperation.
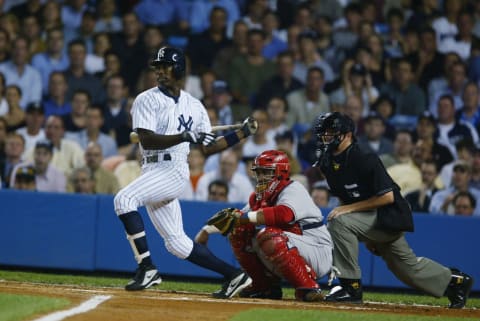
[114,86,211,259]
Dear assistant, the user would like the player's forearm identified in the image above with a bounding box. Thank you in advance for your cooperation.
[139,131,185,150]
[202,129,248,156]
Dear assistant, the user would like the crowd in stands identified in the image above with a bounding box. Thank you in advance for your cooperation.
[1,0,480,217]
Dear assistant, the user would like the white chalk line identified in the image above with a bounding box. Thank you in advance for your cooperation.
[31,295,111,321]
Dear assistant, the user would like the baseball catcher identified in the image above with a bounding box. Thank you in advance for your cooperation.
[200,150,333,301]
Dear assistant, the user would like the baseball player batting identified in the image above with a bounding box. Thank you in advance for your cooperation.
[114,46,256,294]
[199,150,333,301]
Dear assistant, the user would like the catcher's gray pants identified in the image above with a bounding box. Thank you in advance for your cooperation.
[328,210,451,297]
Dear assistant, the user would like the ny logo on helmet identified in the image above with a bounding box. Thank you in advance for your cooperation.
[157,47,165,59]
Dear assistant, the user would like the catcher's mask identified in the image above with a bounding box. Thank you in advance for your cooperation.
[252,150,290,202]
[150,46,186,79]
[314,112,355,155]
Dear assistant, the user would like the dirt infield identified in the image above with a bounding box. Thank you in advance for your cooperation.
[1,281,479,321]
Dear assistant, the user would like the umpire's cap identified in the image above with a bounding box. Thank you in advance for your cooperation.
[150,46,186,79]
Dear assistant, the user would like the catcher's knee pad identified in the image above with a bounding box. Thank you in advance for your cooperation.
[164,233,194,259]
[257,228,318,291]
[114,189,140,215]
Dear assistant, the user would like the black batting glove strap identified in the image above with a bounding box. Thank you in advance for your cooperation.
[181,131,216,146]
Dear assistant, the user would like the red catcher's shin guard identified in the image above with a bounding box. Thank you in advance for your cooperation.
[257,228,319,291]
[228,224,274,290]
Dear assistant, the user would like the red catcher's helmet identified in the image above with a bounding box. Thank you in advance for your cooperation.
[252,150,290,202]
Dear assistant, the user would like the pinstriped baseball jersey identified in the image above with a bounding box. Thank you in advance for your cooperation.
[132,87,212,159]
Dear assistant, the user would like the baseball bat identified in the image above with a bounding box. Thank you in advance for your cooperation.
[129,123,243,143]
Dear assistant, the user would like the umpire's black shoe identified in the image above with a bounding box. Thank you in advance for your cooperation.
[445,268,474,309]
[212,270,252,299]
[125,264,162,291]
[324,279,363,304]
[239,285,283,300]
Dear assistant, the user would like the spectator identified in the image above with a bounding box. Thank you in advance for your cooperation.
[12,164,36,191]
[211,80,233,129]
[181,145,206,200]
[10,140,66,193]
[16,102,45,157]
[64,9,96,54]
[407,26,445,91]
[85,32,111,74]
[79,142,119,194]
[110,12,146,94]
[439,138,476,188]
[133,0,187,28]
[113,144,141,189]
[405,159,440,213]
[241,0,269,30]
[0,13,20,42]
[332,2,362,53]
[0,28,10,64]
[427,52,461,107]
[357,111,393,156]
[413,110,454,171]
[255,51,304,109]
[94,0,123,33]
[207,179,229,202]
[455,81,480,133]
[312,15,338,74]
[0,36,42,109]
[22,14,45,58]
[3,85,25,131]
[212,20,248,81]
[436,94,478,157]
[310,183,330,208]
[429,61,468,116]
[63,89,90,133]
[329,63,379,116]
[452,191,476,216]
[66,105,117,158]
[142,25,165,65]
[69,166,95,194]
[31,27,70,96]
[261,10,287,60]
[95,50,122,86]
[196,149,253,203]
[343,95,365,135]
[406,0,441,30]
[102,74,129,135]
[380,129,414,168]
[471,147,480,189]
[0,117,7,159]
[438,11,476,61]
[43,71,71,118]
[265,96,289,141]
[199,69,216,109]
[430,161,480,216]
[382,8,405,58]
[63,39,105,105]
[242,109,275,158]
[432,0,464,45]
[286,66,329,130]
[188,1,240,36]
[380,58,426,117]
[365,34,387,87]
[9,0,43,21]
[0,132,24,188]
[293,31,334,84]
[25,115,84,176]
[228,29,275,119]
[370,94,396,140]
[41,1,63,33]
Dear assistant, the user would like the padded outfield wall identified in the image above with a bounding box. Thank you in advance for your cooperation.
[0,189,478,291]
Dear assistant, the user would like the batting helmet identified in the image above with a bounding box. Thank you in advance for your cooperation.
[252,150,290,202]
[314,112,355,154]
[150,46,186,79]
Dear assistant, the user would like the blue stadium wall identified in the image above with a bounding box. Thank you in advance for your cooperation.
[1,189,479,291]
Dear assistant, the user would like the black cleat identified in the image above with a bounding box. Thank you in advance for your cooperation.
[239,285,283,300]
[446,269,474,309]
[125,264,162,291]
[324,279,363,304]
[212,270,252,299]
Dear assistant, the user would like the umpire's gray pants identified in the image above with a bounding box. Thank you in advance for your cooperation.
[328,210,451,297]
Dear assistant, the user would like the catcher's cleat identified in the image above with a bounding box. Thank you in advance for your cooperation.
[297,287,324,302]
[125,264,162,291]
[446,268,474,309]
[239,285,283,300]
[324,279,363,304]
[212,271,252,299]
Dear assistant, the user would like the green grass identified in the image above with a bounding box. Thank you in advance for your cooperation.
[230,309,480,321]
[0,293,69,321]
[0,269,479,311]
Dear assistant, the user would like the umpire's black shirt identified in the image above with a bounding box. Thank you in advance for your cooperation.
[320,143,395,205]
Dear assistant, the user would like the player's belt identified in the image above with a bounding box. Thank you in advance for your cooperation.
[301,221,324,230]
[142,153,172,164]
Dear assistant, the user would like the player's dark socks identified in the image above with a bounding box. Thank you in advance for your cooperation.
[186,243,238,278]
[119,211,151,263]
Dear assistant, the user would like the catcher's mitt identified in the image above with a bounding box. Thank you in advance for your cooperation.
[206,208,241,236]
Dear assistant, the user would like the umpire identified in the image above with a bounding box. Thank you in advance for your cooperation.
[313,112,473,309]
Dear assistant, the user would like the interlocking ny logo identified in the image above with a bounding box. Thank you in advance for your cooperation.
[157,47,165,59]
[177,115,193,131]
